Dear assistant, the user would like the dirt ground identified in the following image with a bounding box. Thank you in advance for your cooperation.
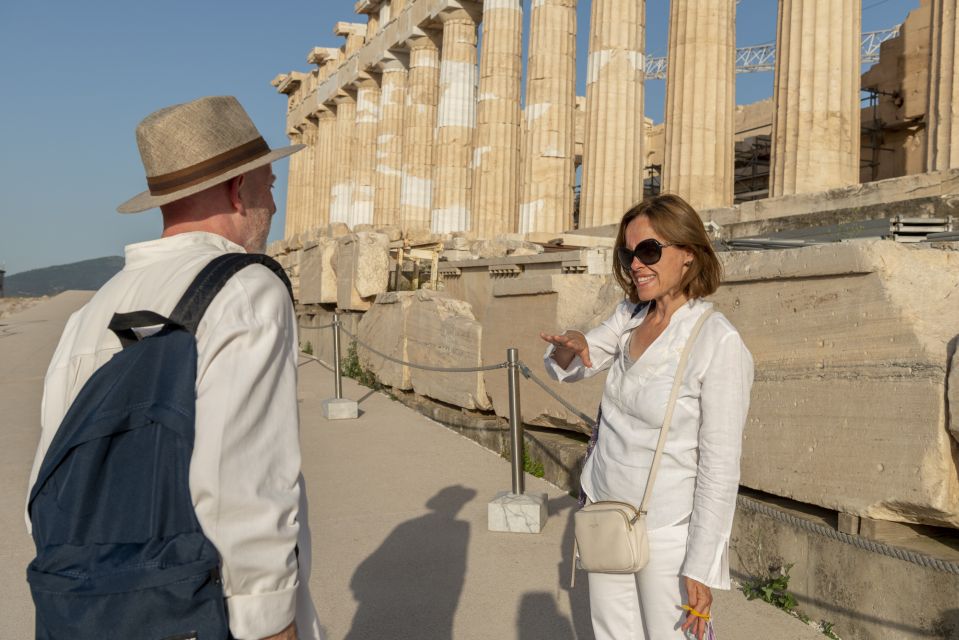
[0,297,47,319]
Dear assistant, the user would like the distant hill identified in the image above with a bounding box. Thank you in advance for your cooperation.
[4,256,124,297]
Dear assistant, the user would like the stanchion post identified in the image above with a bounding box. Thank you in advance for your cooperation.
[322,310,358,420]
[488,347,547,534]
[507,347,524,495]
[332,311,343,400]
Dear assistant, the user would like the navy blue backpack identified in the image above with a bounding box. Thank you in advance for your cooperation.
[27,253,292,640]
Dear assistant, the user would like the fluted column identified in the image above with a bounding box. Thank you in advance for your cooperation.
[313,108,337,228]
[580,0,645,228]
[284,130,304,238]
[662,0,736,211]
[374,59,409,227]
[472,0,523,238]
[392,0,407,14]
[770,0,861,197]
[330,94,357,225]
[352,78,382,227]
[520,0,577,234]
[400,34,441,232]
[432,10,479,233]
[928,0,959,170]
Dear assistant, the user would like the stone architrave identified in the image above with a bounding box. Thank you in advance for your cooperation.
[335,22,368,56]
[373,58,409,227]
[352,78,382,228]
[330,93,357,225]
[471,0,523,239]
[400,34,441,233]
[662,0,736,211]
[580,0,646,228]
[432,9,479,234]
[313,108,337,229]
[770,0,861,197]
[927,0,959,170]
[519,0,577,234]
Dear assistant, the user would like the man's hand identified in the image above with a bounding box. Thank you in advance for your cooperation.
[681,577,712,640]
[261,622,297,640]
[540,330,592,369]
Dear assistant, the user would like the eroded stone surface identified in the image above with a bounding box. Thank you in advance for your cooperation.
[299,238,338,305]
[356,291,414,390]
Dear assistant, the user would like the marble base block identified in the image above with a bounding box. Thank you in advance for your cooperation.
[322,398,359,420]
[487,491,548,534]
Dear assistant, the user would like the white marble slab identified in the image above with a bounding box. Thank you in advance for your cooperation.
[487,491,548,534]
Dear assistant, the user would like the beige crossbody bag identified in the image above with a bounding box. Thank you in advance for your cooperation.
[571,308,714,588]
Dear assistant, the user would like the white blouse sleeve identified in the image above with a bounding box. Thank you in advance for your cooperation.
[543,301,632,382]
[681,329,754,590]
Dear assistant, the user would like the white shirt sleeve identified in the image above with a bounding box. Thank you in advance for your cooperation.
[681,330,754,590]
[543,301,632,382]
[191,267,302,639]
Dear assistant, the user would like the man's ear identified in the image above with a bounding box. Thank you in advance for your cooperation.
[227,175,245,212]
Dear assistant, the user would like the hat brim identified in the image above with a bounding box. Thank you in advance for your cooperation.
[117,144,305,214]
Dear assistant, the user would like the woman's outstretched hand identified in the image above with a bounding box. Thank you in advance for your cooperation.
[681,577,713,640]
[540,330,592,369]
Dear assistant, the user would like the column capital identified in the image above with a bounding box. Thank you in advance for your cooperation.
[376,51,410,72]
[307,47,340,66]
[404,29,442,50]
[334,21,369,38]
[437,3,482,25]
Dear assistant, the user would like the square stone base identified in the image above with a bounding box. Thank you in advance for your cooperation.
[487,491,548,534]
[322,398,358,420]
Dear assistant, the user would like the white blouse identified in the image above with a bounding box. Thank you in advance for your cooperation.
[544,298,754,589]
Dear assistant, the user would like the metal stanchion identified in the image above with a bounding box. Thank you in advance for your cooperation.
[488,347,547,534]
[322,310,357,420]
[332,311,343,400]
[507,347,524,496]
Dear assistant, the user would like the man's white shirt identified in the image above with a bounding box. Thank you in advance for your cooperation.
[27,232,321,640]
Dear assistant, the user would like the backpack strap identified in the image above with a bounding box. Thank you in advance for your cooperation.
[107,253,292,346]
[168,253,292,335]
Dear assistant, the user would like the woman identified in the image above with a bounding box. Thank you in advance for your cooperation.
[541,194,753,640]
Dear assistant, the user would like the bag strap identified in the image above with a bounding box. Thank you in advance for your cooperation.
[107,253,292,345]
[636,307,714,516]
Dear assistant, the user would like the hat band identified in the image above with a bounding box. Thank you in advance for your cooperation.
[146,137,271,196]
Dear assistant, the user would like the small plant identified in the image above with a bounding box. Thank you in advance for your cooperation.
[340,341,383,390]
[302,341,313,356]
[741,563,797,612]
[500,446,546,479]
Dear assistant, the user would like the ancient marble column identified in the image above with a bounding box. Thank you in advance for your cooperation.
[471,0,523,238]
[400,34,441,232]
[330,94,357,225]
[352,78,381,227]
[520,0,577,234]
[313,108,337,228]
[284,130,304,238]
[927,0,959,170]
[392,0,407,14]
[662,0,736,211]
[580,0,646,228]
[300,120,318,232]
[432,9,479,233]
[770,0,861,197]
[374,58,408,227]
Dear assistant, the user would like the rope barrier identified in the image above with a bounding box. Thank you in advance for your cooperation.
[337,324,510,373]
[736,495,959,575]
[299,323,336,331]
[517,362,598,428]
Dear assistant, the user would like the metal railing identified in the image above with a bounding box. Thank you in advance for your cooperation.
[302,312,596,496]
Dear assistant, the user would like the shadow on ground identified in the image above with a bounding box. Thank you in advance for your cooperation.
[344,485,476,640]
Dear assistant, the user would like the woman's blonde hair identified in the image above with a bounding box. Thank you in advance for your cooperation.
[613,194,722,303]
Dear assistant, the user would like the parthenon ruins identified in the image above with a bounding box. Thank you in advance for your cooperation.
[270,3,959,638]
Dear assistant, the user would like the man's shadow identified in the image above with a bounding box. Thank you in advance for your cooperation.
[344,485,476,640]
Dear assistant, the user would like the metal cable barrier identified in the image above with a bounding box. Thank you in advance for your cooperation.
[737,495,959,575]
[302,314,959,573]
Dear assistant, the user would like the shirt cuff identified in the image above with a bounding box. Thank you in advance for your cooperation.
[227,584,298,639]
[681,531,731,590]
[542,345,587,382]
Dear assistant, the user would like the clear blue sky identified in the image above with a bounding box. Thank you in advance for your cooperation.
[0,0,915,275]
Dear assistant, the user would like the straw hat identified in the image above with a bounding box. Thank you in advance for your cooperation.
[117,96,303,213]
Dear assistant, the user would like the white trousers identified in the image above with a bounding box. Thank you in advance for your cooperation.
[587,520,691,640]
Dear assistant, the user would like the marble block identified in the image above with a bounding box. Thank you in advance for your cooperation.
[322,398,358,420]
[488,491,548,534]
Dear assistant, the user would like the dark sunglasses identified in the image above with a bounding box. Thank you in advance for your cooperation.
[617,239,677,267]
